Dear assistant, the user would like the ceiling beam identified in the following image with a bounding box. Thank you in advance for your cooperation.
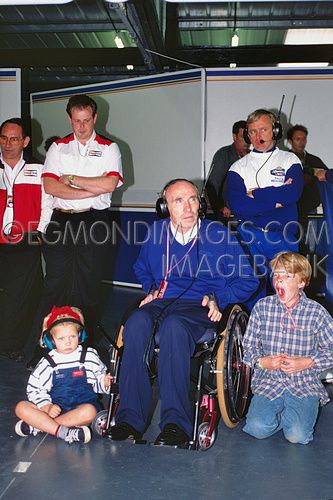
[0,22,123,33]
[0,45,331,71]
[178,19,333,30]
[174,45,333,67]
[107,0,164,72]
[0,48,142,67]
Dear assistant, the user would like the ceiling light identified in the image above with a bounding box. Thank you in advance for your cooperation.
[278,62,329,68]
[115,35,124,49]
[231,33,239,47]
[285,29,333,45]
[127,65,134,70]
[0,0,73,4]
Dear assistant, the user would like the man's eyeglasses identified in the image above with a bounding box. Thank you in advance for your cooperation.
[0,135,23,144]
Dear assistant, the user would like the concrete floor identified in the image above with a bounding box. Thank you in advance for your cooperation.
[1,285,333,500]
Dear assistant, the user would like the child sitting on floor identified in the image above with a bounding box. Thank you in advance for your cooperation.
[15,306,111,444]
[242,251,333,445]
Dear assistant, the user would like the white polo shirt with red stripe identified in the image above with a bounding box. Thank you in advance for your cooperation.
[41,131,123,212]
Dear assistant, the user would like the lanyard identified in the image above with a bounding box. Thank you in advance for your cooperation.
[164,222,198,280]
[157,223,198,299]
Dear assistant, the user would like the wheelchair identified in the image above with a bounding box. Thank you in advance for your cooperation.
[92,302,251,451]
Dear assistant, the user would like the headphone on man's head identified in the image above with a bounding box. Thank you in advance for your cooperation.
[243,112,283,145]
[155,179,207,220]
[42,318,86,350]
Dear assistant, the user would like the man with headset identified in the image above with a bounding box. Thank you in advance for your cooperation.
[227,109,303,301]
[109,178,259,446]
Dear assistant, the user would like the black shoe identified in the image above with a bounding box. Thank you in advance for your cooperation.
[0,350,25,363]
[108,422,142,441]
[26,346,47,371]
[154,424,190,446]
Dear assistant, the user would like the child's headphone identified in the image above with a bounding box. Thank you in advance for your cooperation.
[155,179,207,219]
[42,318,86,350]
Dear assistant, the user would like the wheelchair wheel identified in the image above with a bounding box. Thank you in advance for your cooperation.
[197,422,216,451]
[216,304,251,428]
[92,410,108,436]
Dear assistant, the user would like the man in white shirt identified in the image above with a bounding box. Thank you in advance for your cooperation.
[29,95,123,368]
[0,118,45,362]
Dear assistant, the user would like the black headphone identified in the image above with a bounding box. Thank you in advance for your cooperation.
[243,112,283,145]
[42,318,86,350]
[155,179,207,220]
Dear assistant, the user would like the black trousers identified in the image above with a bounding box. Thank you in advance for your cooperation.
[35,209,110,339]
[0,241,42,351]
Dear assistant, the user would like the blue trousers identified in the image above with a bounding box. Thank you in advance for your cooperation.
[115,299,214,436]
[243,393,319,444]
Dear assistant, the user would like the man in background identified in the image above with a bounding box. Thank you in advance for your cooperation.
[287,124,328,215]
[206,120,249,219]
[0,118,46,362]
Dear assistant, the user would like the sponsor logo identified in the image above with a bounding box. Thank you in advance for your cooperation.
[24,169,38,177]
[88,150,102,157]
[270,167,285,177]
[270,166,285,183]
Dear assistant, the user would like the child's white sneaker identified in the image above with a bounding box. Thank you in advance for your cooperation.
[64,426,91,444]
[15,420,40,437]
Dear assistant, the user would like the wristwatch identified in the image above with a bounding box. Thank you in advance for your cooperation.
[67,175,74,186]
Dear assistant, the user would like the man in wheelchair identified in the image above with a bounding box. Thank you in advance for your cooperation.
[109,179,259,446]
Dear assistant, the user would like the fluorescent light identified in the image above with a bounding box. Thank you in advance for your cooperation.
[115,35,124,49]
[285,29,333,45]
[278,62,329,68]
[231,33,239,47]
[0,0,73,3]
[126,65,134,70]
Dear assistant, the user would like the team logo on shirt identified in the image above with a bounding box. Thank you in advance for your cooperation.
[88,150,102,157]
[24,169,38,177]
[270,166,285,183]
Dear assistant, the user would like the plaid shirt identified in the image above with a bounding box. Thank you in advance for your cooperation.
[243,292,333,404]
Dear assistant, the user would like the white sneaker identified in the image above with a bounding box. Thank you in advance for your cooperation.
[64,426,91,444]
[15,420,40,437]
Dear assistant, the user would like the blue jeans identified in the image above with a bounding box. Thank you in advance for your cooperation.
[243,392,319,444]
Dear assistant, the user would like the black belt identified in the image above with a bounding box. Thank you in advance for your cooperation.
[55,208,93,214]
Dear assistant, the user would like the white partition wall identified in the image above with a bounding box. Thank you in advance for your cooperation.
[206,67,333,168]
[31,69,205,208]
[0,69,21,123]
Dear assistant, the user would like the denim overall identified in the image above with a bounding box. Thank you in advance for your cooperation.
[44,345,99,412]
